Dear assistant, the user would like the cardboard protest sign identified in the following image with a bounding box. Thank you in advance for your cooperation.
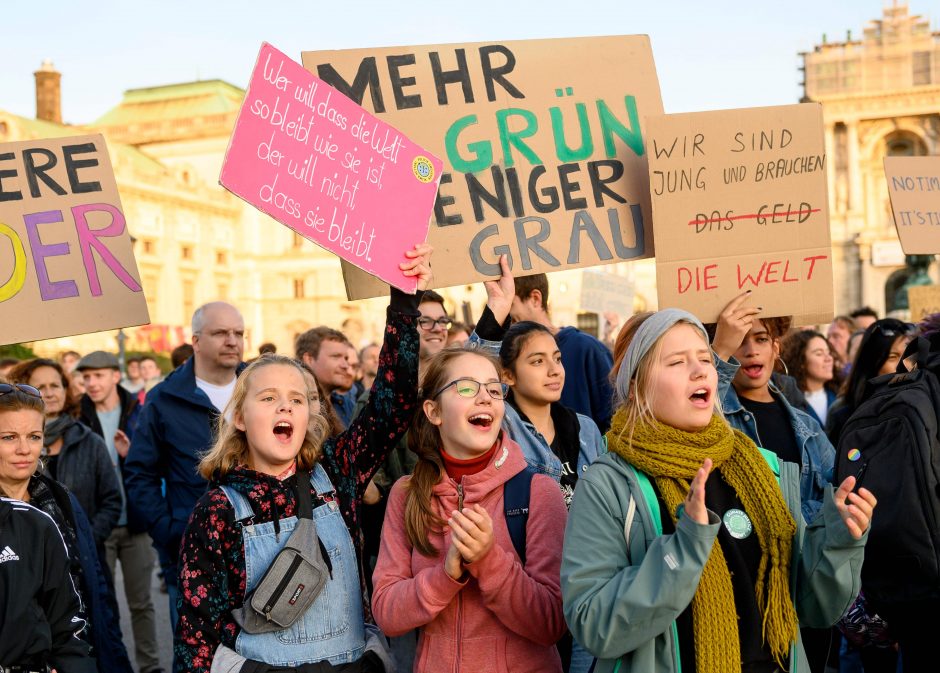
[908,285,940,322]
[647,103,833,324]
[221,43,443,293]
[0,134,148,345]
[301,36,663,299]
[580,268,634,316]
[884,157,940,255]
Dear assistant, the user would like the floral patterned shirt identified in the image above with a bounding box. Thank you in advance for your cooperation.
[174,297,420,673]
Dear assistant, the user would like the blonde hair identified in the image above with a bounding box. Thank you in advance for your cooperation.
[199,354,330,480]
[611,314,723,445]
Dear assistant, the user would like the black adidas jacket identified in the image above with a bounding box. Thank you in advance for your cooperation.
[0,497,95,671]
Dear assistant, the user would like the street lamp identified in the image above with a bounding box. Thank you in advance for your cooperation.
[116,329,127,376]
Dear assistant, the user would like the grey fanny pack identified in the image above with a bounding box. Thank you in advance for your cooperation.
[232,470,334,634]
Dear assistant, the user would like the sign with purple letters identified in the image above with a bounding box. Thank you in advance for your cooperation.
[0,133,148,345]
[220,43,443,292]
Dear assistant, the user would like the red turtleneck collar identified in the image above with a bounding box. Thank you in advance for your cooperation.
[441,439,500,482]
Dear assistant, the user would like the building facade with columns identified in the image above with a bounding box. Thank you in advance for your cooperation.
[802,2,940,316]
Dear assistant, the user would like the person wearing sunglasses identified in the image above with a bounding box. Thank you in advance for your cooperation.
[372,346,568,673]
[0,382,105,673]
[826,319,914,447]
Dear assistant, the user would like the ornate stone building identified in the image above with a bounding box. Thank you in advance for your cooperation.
[801,2,940,315]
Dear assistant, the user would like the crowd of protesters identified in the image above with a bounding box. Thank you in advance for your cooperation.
[5,243,940,673]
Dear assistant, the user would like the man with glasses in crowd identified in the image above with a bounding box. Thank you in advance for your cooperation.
[125,302,247,632]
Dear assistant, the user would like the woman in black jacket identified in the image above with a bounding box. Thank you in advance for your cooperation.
[0,382,96,672]
[825,319,913,446]
[0,381,133,673]
[9,358,122,549]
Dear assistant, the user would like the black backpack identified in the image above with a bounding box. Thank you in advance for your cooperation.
[835,335,940,606]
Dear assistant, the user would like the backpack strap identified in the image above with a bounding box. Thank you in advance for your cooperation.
[757,447,781,480]
[504,467,536,566]
[622,464,662,540]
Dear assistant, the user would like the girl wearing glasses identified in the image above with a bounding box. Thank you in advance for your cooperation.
[562,310,875,673]
[372,347,569,673]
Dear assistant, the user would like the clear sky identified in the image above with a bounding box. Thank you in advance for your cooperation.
[1,1,929,124]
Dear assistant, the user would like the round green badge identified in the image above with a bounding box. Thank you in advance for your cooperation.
[722,508,753,540]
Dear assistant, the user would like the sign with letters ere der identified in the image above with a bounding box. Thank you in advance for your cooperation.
[0,134,148,345]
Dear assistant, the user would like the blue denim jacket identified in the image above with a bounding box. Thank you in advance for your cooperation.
[716,354,835,523]
[468,332,606,488]
[503,403,606,483]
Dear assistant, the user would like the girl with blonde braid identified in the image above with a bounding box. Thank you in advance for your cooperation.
[561,309,876,673]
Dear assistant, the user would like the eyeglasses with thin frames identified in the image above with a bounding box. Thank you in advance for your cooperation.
[432,378,509,400]
[0,383,42,398]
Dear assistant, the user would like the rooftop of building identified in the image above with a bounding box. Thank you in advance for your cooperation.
[94,79,245,127]
[0,109,171,178]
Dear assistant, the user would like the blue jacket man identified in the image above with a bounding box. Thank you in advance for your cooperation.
[125,357,247,568]
[124,301,246,631]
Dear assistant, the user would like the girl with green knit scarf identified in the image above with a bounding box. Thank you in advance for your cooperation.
[561,309,876,673]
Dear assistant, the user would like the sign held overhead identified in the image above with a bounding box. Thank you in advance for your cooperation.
[221,42,443,293]
[884,156,940,255]
[301,36,664,299]
[647,103,833,324]
[0,133,148,345]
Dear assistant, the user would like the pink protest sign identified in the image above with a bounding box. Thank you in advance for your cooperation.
[220,42,443,292]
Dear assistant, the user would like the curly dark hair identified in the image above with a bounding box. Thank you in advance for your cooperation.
[779,330,841,394]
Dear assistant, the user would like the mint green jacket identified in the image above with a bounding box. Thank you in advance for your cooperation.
[561,449,866,673]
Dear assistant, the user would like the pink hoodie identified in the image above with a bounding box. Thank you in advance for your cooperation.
[372,434,568,673]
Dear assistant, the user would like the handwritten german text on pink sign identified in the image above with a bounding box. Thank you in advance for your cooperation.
[220,43,442,292]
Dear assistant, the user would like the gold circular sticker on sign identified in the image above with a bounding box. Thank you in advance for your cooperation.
[412,156,435,183]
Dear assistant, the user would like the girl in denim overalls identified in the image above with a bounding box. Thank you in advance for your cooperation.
[173,245,432,673]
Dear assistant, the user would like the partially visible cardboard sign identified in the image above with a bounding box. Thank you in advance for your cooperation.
[647,103,833,324]
[0,134,148,344]
[908,285,940,322]
[301,36,663,299]
[221,43,443,293]
[884,157,940,255]
[580,269,634,316]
